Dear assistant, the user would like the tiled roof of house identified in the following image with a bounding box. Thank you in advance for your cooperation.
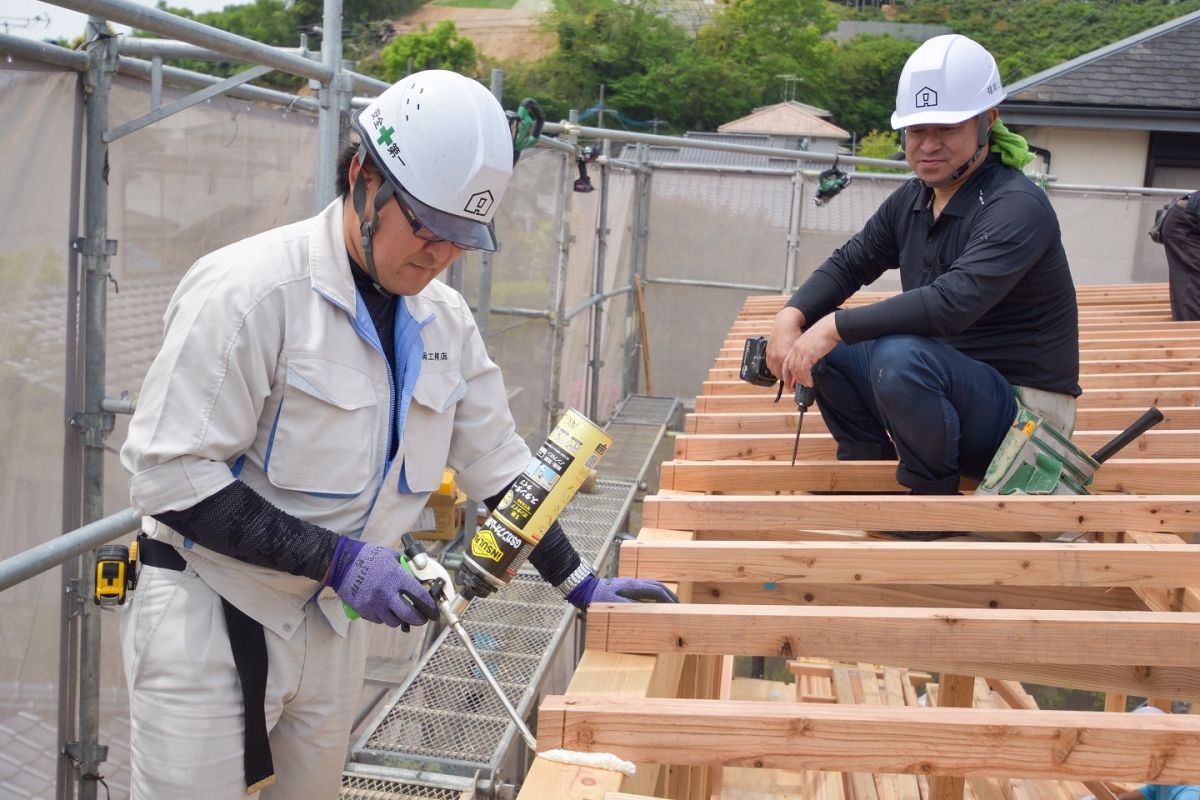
[1004,9,1200,109]
[718,102,851,139]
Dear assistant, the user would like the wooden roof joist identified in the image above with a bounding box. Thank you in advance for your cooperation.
[660,458,1200,494]
[690,579,1149,613]
[675,430,1195,459]
[536,696,1200,784]
[643,493,1200,533]
[694,387,1194,409]
[716,343,1200,360]
[617,540,1200,588]
[706,367,1200,387]
[585,604,1200,666]
[710,356,1200,373]
[686,406,1200,433]
[700,380,1200,408]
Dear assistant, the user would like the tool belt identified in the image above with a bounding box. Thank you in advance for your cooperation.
[976,388,1092,497]
[137,535,276,793]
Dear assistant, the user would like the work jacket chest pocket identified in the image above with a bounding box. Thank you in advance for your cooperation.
[402,371,468,493]
[267,358,380,495]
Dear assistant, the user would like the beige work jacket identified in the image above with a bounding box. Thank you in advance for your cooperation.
[121,199,530,638]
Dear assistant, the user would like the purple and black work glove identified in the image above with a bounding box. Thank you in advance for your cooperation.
[327,536,437,628]
[567,573,678,609]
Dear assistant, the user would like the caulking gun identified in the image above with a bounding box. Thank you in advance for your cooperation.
[398,532,539,751]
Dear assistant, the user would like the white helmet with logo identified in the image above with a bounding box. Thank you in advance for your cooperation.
[891,34,1005,130]
[350,70,512,253]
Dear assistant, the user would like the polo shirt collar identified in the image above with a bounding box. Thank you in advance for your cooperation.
[908,152,1002,217]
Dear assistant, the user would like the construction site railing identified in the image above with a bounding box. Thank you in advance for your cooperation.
[0,510,139,594]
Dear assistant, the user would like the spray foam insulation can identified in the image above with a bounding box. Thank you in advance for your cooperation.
[463,408,611,591]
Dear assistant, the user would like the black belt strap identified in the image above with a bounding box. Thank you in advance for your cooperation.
[137,535,276,793]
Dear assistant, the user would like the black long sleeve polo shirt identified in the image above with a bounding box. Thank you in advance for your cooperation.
[787,154,1080,396]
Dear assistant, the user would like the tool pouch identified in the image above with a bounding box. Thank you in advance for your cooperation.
[977,398,1096,496]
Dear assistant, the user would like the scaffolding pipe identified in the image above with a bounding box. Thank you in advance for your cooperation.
[542,120,904,170]
[118,55,319,112]
[785,170,804,293]
[0,509,140,593]
[565,286,631,322]
[56,58,89,800]
[478,68,503,347]
[313,0,345,208]
[72,22,119,800]
[621,144,650,398]
[587,159,611,419]
[644,275,784,293]
[114,37,389,94]
[545,112,578,437]
[45,0,333,82]
[0,31,89,68]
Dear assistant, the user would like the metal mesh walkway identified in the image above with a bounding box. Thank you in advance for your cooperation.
[341,396,678,798]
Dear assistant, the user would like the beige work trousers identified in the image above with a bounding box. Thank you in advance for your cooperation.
[120,563,371,799]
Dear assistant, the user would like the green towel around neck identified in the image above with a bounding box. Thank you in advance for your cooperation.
[990,118,1036,170]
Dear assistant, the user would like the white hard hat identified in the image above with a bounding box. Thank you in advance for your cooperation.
[891,34,1005,130]
[351,70,512,251]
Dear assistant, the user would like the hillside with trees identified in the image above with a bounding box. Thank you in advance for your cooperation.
[117,0,1200,140]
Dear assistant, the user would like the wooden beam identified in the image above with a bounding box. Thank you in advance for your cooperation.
[690,581,1148,612]
[584,605,1200,667]
[642,494,1200,534]
[930,674,976,800]
[706,367,1200,387]
[660,458,1200,494]
[674,431,1196,461]
[700,379,1200,409]
[685,407,1200,434]
[693,391,1195,412]
[619,540,1200,588]
[898,660,1200,703]
[536,696,1200,783]
[709,357,1200,374]
[518,529,695,800]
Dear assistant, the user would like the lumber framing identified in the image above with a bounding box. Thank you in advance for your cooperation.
[528,283,1200,800]
[685,406,1200,433]
[642,493,1200,533]
[660,458,1200,493]
[584,605,1200,667]
[618,541,1200,588]
[536,697,1200,783]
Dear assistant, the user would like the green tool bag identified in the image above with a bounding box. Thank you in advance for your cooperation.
[976,404,1098,496]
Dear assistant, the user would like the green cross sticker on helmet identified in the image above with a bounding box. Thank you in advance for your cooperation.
[351,70,514,252]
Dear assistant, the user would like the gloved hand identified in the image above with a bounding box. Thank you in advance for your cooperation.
[327,536,437,628]
[567,573,678,609]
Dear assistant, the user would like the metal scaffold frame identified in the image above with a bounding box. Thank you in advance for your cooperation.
[0,4,1189,797]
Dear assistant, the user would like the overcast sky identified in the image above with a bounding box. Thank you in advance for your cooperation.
[3,0,234,42]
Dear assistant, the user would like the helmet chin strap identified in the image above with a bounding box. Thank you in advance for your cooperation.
[351,143,397,297]
[922,115,991,190]
[923,143,985,189]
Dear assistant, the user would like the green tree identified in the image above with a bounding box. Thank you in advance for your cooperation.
[822,34,919,138]
[516,0,694,124]
[379,20,478,79]
[148,0,302,88]
[696,0,838,108]
[855,129,906,173]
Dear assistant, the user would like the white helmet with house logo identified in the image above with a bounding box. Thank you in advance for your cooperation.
[891,34,1005,130]
[350,70,513,257]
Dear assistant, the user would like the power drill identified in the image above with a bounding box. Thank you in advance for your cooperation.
[740,336,817,466]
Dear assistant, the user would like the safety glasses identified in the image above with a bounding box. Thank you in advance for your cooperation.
[393,193,482,252]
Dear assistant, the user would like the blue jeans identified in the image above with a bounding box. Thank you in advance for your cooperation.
[814,335,1017,494]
